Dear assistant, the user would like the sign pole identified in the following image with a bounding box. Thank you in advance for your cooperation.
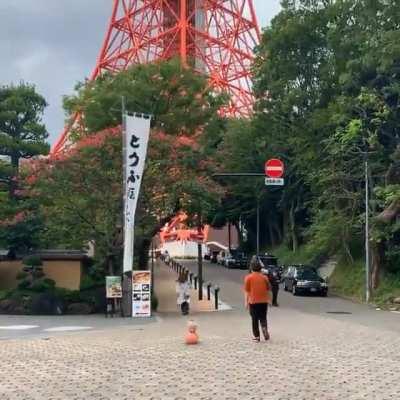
[365,159,370,303]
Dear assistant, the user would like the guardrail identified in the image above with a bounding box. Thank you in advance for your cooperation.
[163,258,221,310]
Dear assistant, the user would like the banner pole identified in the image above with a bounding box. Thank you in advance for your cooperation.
[121,97,133,317]
[122,109,152,317]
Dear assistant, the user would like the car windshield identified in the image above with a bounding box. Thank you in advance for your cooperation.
[259,256,277,266]
[296,270,320,280]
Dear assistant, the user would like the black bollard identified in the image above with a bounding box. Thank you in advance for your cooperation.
[214,286,220,310]
[194,276,198,290]
[189,272,193,284]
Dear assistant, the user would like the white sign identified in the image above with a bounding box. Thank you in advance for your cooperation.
[132,271,152,317]
[265,178,284,186]
[123,114,151,273]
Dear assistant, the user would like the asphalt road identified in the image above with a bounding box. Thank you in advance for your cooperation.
[0,314,157,341]
[178,258,400,334]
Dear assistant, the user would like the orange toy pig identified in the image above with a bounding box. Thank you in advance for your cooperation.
[185,319,199,345]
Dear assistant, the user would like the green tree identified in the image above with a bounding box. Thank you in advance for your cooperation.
[34,60,225,275]
[223,0,400,294]
[0,83,49,198]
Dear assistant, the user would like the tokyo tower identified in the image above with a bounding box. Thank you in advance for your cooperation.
[53,0,260,153]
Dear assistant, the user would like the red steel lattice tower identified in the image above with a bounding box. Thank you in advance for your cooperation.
[53,0,260,153]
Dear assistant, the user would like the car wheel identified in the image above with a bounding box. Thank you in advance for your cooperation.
[321,290,328,297]
[292,285,298,296]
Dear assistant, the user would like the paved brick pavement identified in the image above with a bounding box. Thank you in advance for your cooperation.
[1,307,400,400]
[1,261,400,399]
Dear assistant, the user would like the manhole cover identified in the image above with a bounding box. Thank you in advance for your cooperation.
[326,311,352,315]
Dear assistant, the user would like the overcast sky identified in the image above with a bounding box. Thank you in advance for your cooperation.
[0,0,281,144]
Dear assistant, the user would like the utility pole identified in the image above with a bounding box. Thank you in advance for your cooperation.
[365,159,370,303]
[228,222,232,253]
[256,197,260,255]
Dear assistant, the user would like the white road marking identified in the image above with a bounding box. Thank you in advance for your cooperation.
[0,325,39,330]
[44,326,92,332]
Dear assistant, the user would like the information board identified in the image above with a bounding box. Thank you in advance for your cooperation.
[132,271,152,317]
[106,276,123,298]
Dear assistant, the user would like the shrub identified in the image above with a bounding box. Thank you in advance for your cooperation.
[80,274,103,291]
[0,290,9,301]
[17,280,30,290]
[22,255,43,268]
[30,279,56,292]
[16,271,28,280]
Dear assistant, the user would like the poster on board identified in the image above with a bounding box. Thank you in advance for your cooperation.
[132,271,152,317]
[106,276,123,298]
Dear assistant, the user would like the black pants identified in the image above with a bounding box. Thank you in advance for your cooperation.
[272,286,279,306]
[181,301,189,315]
[249,303,268,338]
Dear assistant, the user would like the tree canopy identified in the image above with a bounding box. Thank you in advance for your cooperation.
[31,59,226,274]
[216,0,400,289]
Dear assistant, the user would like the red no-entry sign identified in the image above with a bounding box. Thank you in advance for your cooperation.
[265,159,284,178]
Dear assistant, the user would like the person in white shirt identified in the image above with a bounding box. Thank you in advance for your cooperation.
[176,271,191,315]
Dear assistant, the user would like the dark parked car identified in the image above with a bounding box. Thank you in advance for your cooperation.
[225,252,248,269]
[253,254,282,282]
[282,265,328,296]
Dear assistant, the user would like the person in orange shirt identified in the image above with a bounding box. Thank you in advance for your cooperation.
[244,256,271,342]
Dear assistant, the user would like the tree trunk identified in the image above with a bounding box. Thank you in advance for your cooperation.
[137,237,151,269]
[273,219,283,244]
[289,202,298,252]
[9,153,19,199]
[234,221,243,247]
[282,208,290,247]
[106,255,115,276]
[268,220,276,247]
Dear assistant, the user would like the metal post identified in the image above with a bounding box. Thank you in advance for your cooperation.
[198,242,203,300]
[151,241,154,294]
[194,276,198,290]
[189,272,193,284]
[256,197,260,255]
[207,283,212,301]
[214,286,220,310]
[365,159,370,303]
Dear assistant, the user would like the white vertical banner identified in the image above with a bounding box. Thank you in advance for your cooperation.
[123,114,151,273]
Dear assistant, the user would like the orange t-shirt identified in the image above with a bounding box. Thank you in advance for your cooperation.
[244,272,270,304]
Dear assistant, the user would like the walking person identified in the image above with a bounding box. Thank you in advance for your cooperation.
[176,271,191,315]
[268,268,279,307]
[244,256,271,342]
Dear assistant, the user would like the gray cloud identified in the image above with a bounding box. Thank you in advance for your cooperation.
[0,0,281,145]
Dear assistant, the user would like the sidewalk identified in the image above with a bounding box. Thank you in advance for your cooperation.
[154,260,216,313]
